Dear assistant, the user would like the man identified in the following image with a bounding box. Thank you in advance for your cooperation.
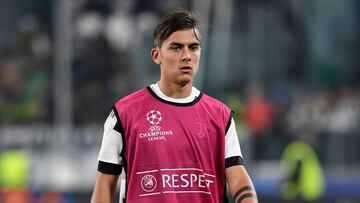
[91,9,258,203]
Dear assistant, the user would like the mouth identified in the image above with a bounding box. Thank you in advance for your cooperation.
[180,66,192,72]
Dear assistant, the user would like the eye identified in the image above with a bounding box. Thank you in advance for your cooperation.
[189,45,200,52]
[170,45,181,51]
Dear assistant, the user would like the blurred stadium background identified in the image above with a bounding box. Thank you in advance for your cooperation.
[0,0,360,202]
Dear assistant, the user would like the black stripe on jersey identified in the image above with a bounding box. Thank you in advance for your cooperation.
[98,161,122,175]
[225,156,243,168]
[112,106,126,164]
[225,111,234,136]
[112,106,128,200]
[146,86,203,107]
[112,106,125,135]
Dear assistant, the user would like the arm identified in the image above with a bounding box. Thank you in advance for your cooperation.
[224,116,257,202]
[91,172,119,203]
[92,109,124,202]
[225,165,258,203]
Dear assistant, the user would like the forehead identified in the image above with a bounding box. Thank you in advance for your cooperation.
[162,29,201,46]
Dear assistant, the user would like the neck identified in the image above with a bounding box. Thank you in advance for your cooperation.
[158,80,193,99]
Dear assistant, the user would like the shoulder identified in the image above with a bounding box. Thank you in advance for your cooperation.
[114,87,150,112]
[200,93,232,115]
[200,94,233,129]
[201,93,230,109]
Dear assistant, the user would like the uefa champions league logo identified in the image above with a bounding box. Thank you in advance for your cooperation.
[141,174,157,192]
[139,110,172,142]
[146,110,162,125]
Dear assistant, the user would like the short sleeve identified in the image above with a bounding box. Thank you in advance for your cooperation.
[97,109,123,174]
[225,118,244,168]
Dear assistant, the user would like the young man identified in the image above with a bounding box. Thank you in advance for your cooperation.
[91,9,258,203]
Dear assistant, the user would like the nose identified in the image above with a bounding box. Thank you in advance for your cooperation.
[181,48,191,62]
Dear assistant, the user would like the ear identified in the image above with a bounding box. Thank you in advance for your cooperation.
[151,47,161,65]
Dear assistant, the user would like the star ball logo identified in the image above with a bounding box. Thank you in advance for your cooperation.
[146,110,162,125]
[141,174,157,192]
[140,110,172,142]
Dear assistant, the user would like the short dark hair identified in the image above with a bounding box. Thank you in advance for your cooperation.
[153,9,200,48]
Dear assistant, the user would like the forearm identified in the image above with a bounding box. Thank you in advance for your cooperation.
[226,165,258,203]
[91,173,119,203]
[91,186,115,203]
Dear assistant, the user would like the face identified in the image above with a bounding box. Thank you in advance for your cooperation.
[151,28,201,86]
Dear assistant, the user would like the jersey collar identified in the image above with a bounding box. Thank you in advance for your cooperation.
[147,83,203,106]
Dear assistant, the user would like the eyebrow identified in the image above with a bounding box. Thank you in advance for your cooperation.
[168,42,200,47]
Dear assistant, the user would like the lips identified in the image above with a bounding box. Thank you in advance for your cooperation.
[180,66,192,72]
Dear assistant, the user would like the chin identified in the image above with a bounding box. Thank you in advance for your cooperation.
[177,78,193,86]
